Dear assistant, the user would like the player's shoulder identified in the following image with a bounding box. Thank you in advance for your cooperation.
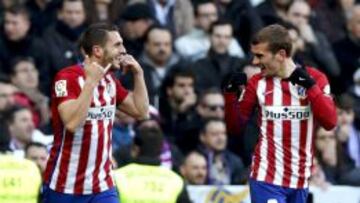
[305,66,328,80]
[55,64,84,79]
[247,73,263,85]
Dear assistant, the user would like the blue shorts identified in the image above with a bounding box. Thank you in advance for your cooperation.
[249,179,309,203]
[41,184,120,203]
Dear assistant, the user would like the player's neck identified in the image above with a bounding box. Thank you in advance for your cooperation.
[277,59,296,79]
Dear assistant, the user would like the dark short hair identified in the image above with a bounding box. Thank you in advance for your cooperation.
[209,19,233,35]
[144,24,172,43]
[121,3,153,21]
[5,4,30,20]
[134,126,163,158]
[162,68,195,89]
[198,87,222,105]
[5,105,29,125]
[335,93,354,111]
[193,0,215,17]
[251,24,292,56]
[61,0,84,10]
[199,117,225,134]
[78,23,119,56]
[25,142,47,156]
[9,56,36,75]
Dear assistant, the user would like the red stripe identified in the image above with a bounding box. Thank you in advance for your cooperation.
[251,128,263,179]
[44,127,63,183]
[265,78,275,183]
[55,131,74,193]
[281,81,292,187]
[104,122,114,188]
[297,98,308,188]
[250,79,262,180]
[73,124,92,194]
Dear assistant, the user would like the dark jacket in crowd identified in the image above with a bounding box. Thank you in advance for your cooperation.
[216,0,263,53]
[197,145,247,185]
[0,33,50,95]
[333,36,360,93]
[256,0,286,26]
[43,20,86,79]
[191,50,246,93]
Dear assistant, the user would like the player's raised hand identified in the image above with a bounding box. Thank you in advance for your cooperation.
[84,55,111,84]
[118,54,143,75]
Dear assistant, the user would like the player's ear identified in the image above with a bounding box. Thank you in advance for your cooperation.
[276,49,287,62]
[92,45,104,59]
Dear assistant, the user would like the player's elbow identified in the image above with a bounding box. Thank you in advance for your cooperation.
[322,118,337,131]
[64,121,80,133]
[133,109,149,120]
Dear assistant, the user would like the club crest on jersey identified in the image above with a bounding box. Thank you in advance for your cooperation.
[296,85,307,98]
[55,80,67,97]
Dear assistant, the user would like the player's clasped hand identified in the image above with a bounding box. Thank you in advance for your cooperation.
[118,54,142,75]
[287,67,315,89]
[84,55,111,84]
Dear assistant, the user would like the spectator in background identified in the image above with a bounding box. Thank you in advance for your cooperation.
[118,3,154,58]
[85,0,128,24]
[126,25,183,106]
[25,0,60,35]
[131,0,194,37]
[256,0,292,25]
[197,118,246,185]
[0,75,16,151]
[0,148,42,203]
[312,0,357,43]
[191,19,246,92]
[0,4,50,95]
[43,0,87,79]
[180,151,207,185]
[333,4,360,93]
[335,94,360,186]
[348,69,360,123]
[159,69,197,146]
[25,141,48,173]
[114,126,191,203]
[6,105,35,157]
[315,126,359,185]
[0,0,25,21]
[10,57,50,129]
[175,0,244,61]
[336,94,359,167]
[175,88,226,154]
[214,0,263,53]
[286,0,340,80]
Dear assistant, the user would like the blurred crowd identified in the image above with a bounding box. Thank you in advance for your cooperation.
[0,0,359,189]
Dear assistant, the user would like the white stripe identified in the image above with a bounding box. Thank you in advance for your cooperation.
[78,77,85,89]
[290,83,300,187]
[49,129,66,190]
[98,119,110,191]
[64,127,84,194]
[106,75,117,105]
[254,78,268,181]
[83,119,98,194]
[304,109,313,187]
[272,78,284,186]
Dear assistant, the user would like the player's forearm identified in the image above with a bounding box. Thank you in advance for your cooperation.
[307,85,337,130]
[59,80,97,132]
[132,71,149,119]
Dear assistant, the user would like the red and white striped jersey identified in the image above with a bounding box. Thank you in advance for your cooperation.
[225,67,337,189]
[44,65,128,195]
